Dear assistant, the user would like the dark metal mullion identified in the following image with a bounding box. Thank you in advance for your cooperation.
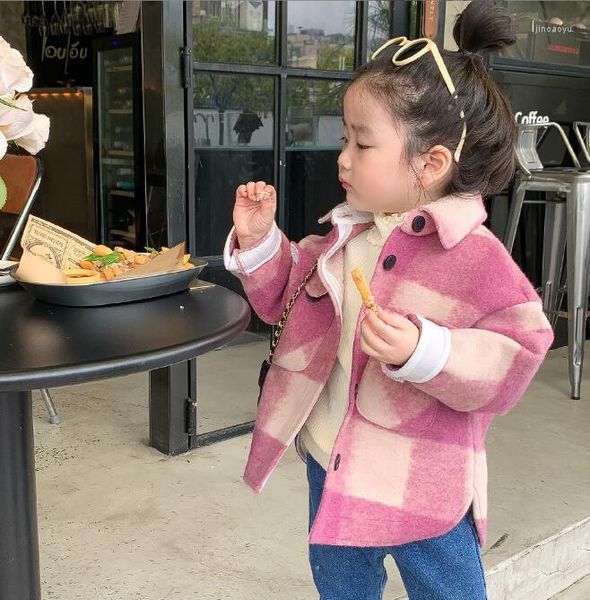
[488,55,590,78]
[276,0,288,232]
[355,1,368,69]
[144,0,194,456]
[193,61,353,81]
[185,2,196,256]
[184,1,198,451]
[391,0,411,37]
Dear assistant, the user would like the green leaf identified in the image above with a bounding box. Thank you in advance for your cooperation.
[81,251,122,266]
[0,96,26,111]
[0,175,6,211]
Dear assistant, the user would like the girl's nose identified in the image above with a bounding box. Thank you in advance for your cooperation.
[337,149,351,172]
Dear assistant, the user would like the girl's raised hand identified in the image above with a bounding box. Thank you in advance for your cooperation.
[233,180,277,249]
[360,306,420,367]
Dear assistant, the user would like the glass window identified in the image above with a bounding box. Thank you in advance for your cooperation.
[286,78,347,241]
[193,71,275,434]
[367,1,392,60]
[495,1,590,66]
[194,73,274,257]
[193,0,276,65]
[287,1,356,70]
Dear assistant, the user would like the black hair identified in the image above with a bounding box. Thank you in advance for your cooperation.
[346,0,517,199]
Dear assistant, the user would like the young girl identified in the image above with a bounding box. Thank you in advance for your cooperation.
[224,1,554,598]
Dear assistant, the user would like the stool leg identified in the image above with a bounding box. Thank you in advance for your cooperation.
[542,201,567,329]
[40,389,61,425]
[505,177,527,254]
[566,183,590,399]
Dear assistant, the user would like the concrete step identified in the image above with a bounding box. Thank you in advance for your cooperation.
[392,516,590,600]
[484,517,590,599]
[551,575,590,599]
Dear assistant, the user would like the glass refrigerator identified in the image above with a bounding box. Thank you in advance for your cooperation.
[93,33,146,250]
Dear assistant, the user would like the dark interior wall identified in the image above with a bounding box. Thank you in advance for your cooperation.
[0,2,26,55]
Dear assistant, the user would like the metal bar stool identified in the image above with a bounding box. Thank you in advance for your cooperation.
[573,121,590,166]
[504,122,590,399]
[0,154,61,423]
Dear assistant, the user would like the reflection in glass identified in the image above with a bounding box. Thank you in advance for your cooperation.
[287,1,355,70]
[496,1,590,66]
[194,73,274,257]
[193,0,276,65]
[95,45,142,249]
[286,78,347,242]
[367,1,392,60]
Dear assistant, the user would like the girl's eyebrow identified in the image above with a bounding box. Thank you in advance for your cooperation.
[342,118,373,134]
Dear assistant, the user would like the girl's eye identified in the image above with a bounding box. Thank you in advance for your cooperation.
[340,136,369,150]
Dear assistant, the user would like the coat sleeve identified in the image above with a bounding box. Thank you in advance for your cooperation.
[223,222,325,325]
[382,292,555,416]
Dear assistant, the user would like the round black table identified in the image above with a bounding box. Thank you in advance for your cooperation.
[0,283,250,599]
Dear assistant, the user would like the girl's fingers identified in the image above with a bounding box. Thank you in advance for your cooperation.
[361,320,393,358]
[376,306,409,328]
[246,181,256,200]
[236,184,248,199]
[262,184,276,201]
[255,180,267,196]
[364,309,398,345]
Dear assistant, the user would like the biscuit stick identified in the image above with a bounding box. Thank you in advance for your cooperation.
[351,267,378,313]
[254,191,272,202]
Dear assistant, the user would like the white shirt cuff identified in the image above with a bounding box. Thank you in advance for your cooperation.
[381,316,451,384]
[223,222,281,275]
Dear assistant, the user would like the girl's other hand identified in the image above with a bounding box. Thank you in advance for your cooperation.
[360,306,420,366]
[233,181,277,249]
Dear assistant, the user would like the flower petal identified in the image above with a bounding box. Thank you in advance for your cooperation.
[14,113,50,154]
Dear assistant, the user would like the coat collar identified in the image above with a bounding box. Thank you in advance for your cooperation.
[318,193,487,250]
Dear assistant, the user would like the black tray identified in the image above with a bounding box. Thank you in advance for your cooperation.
[14,260,207,307]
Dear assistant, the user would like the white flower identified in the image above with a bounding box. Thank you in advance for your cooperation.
[0,94,34,140]
[0,36,33,95]
[14,113,50,155]
[0,130,7,160]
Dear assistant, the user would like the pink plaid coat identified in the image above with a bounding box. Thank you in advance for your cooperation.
[223,192,554,548]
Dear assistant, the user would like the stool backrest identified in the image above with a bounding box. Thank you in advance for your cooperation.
[0,154,43,261]
[516,124,543,174]
[573,121,590,165]
[515,122,581,177]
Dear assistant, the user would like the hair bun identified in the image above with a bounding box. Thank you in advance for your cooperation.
[453,0,516,54]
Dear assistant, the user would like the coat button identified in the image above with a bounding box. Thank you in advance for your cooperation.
[334,454,341,471]
[383,255,397,270]
[305,291,322,303]
[412,215,426,232]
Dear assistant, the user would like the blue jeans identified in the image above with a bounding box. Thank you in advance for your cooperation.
[307,453,488,600]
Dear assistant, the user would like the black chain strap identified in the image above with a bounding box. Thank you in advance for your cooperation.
[267,261,318,363]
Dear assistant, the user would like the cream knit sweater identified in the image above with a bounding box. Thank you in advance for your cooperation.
[300,211,407,469]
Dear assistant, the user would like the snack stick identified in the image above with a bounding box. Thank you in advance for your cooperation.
[254,191,272,202]
[351,267,378,312]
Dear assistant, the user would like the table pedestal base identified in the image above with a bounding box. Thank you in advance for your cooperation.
[0,391,40,599]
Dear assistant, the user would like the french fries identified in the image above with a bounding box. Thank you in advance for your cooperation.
[351,267,378,313]
[61,244,194,284]
[62,268,101,285]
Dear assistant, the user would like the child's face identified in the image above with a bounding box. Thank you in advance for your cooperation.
[338,85,418,214]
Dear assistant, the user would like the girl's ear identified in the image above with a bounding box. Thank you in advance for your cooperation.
[416,144,453,190]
